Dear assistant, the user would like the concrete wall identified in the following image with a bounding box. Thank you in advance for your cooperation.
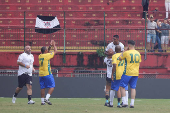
[0,76,170,99]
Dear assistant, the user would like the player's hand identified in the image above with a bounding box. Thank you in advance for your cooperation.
[124,47,129,51]
[50,40,53,46]
[111,76,114,81]
[32,68,35,72]
[51,40,56,46]
[26,65,30,69]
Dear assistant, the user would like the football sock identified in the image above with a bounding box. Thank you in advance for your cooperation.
[46,94,51,100]
[41,98,45,103]
[125,91,128,105]
[109,90,115,106]
[105,95,109,103]
[122,96,126,105]
[14,93,18,97]
[28,95,31,101]
[117,98,121,105]
[130,99,135,106]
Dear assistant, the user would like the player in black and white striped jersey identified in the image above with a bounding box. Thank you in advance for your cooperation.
[104,49,114,106]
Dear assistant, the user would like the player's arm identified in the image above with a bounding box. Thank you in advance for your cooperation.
[111,64,116,81]
[119,48,128,61]
[53,41,57,55]
[48,40,53,52]
[111,55,117,81]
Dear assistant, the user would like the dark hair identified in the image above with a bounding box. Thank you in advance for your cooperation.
[113,35,119,39]
[155,19,158,22]
[41,46,47,54]
[128,40,135,46]
[164,18,168,20]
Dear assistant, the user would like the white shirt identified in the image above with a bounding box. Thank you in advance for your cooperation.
[104,57,113,78]
[17,52,34,76]
[105,42,124,52]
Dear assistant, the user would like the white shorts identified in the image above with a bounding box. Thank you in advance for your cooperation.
[161,36,169,44]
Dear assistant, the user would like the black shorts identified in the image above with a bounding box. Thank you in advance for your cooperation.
[18,74,32,88]
[106,73,112,83]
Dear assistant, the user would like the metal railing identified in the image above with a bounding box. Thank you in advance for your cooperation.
[0,11,169,62]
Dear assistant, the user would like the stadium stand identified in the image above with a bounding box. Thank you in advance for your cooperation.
[0,0,165,51]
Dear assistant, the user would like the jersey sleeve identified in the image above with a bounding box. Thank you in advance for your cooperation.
[46,52,55,60]
[112,55,117,64]
[104,57,107,63]
[120,51,127,60]
[17,54,24,62]
[121,43,124,52]
[105,43,110,51]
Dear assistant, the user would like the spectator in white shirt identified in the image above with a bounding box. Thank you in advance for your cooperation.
[12,46,35,104]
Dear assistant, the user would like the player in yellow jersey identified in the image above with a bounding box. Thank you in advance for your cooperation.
[107,45,124,108]
[119,40,141,108]
[39,40,57,105]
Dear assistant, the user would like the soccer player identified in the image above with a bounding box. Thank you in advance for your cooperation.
[105,35,124,55]
[119,40,141,108]
[39,40,57,105]
[104,49,114,106]
[12,46,35,104]
[107,45,124,108]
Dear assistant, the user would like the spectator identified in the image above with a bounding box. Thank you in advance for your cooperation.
[147,16,157,52]
[160,18,170,52]
[165,0,170,18]
[142,0,150,19]
[154,19,162,52]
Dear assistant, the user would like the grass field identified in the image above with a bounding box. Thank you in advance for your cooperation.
[0,98,170,113]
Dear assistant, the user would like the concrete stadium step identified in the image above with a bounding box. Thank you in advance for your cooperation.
[0,18,147,27]
[0,31,145,42]
[0,0,164,6]
[0,4,165,11]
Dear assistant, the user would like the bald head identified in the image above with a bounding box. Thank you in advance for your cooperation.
[25,46,31,54]
[115,45,121,53]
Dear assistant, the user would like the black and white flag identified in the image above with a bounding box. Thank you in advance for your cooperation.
[35,15,61,34]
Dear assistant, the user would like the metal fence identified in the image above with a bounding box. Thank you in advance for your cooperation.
[0,69,170,79]
[0,11,169,59]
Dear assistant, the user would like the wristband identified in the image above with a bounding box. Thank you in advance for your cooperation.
[25,65,26,67]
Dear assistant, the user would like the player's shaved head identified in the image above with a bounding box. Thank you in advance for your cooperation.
[25,45,31,54]
[115,45,121,53]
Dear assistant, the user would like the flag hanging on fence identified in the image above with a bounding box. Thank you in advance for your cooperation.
[35,15,61,34]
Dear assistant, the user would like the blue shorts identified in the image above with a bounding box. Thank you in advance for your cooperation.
[120,75,138,89]
[147,33,156,44]
[125,85,128,91]
[111,80,121,91]
[39,74,55,89]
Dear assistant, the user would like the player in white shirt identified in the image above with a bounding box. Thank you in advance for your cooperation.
[12,46,35,104]
[105,35,124,53]
[104,49,114,106]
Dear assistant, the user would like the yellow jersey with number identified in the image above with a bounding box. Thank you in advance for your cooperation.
[38,52,54,77]
[112,53,125,80]
[120,50,141,76]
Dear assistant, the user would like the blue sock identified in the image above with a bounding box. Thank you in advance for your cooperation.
[118,102,120,106]
[106,100,109,103]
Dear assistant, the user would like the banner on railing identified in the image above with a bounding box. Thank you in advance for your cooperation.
[35,15,61,34]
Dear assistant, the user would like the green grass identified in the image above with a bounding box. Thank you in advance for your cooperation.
[0,98,170,113]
